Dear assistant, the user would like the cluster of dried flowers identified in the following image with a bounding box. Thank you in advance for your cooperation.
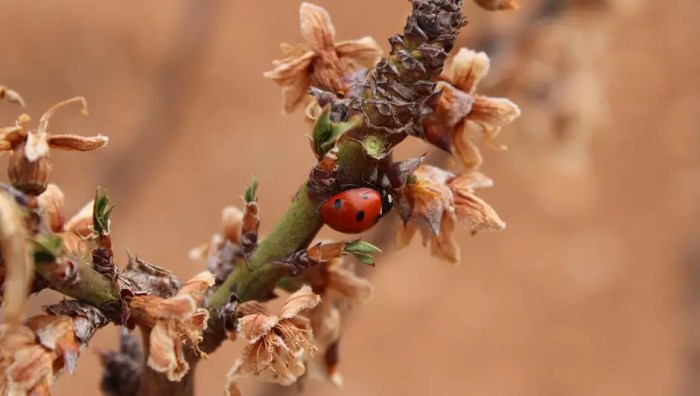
[0,0,521,395]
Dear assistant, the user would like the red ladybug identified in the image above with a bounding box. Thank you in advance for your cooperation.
[320,188,383,234]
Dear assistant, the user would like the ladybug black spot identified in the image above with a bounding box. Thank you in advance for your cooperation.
[333,199,342,210]
[356,210,365,222]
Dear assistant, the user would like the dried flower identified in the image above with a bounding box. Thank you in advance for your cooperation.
[395,165,505,263]
[423,48,520,171]
[303,258,372,386]
[226,286,321,393]
[474,0,520,11]
[38,184,65,233]
[0,190,32,325]
[0,97,108,195]
[264,3,382,112]
[0,314,84,395]
[127,271,214,382]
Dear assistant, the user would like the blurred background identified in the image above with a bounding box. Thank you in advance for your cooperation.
[0,0,698,395]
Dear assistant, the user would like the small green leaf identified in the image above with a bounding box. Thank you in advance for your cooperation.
[312,107,361,157]
[93,188,113,236]
[344,240,381,265]
[33,234,63,264]
[244,176,258,203]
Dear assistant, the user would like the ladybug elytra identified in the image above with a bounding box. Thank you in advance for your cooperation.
[320,188,384,234]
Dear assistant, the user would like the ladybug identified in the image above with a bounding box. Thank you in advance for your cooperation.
[320,187,387,234]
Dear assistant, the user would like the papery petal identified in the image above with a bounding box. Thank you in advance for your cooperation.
[0,191,32,326]
[147,321,188,381]
[449,48,491,94]
[280,285,321,320]
[469,96,521,128]
[47,134,108,151]
[429,212,460,264]
[38,184,65,233]
[0,126,26,151]
[335,36,383,68]
[64,199,94,239]
[452,189,506,233]
[264,52,315,85]
[452,122,483,171]
[159,271,214,320]
[221,206,244,244]
[300,3,336,52]
[237,314,280,343]
[449,171,494,192]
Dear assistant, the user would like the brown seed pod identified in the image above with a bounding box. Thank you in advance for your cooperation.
[7,141,51,196]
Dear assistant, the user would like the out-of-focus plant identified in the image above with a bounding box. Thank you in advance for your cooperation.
[0,1,520,395]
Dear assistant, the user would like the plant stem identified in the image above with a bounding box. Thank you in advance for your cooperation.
[208,183,323,307]
[35,259,120,309]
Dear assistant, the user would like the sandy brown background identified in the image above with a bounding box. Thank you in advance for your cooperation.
[0,0,699,395]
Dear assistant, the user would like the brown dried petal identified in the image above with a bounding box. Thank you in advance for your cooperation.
[467,96,521,148]
[448,48,491,94]
[335,36,383,68]
[6,345,53,393]
[0,125,26,151]
[306,241,345,263]
[264,52,315,113]
[148,321,188,381]
[452,122,483,171]
[280,285,321,320]
[451,188,506,233]
[47,134,109,152]
[299,2,336,52]
[221,206,244,244]
[60,232,92,261]
[25,315,80,374]
[237,314,279,342]
[64,199,94,239]
[0,191,32,325]
[159,271,214,320]
[45,300,107,345]
[429,212,459,264]
[38,184,65,233]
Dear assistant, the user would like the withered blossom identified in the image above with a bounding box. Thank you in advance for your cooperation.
[395,165,505,264]
[0,314,83,395]
[0,97,108,195]
[37,184,65,233]
[423,48,521,171]
[127,271,214,382]
[0,190,32,325]
[473,0,520,11]
[303,256,372,386]
[264,2,383,112]
[226,286,321,394]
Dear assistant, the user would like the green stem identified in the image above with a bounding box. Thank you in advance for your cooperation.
[35,258,120,309]
[208,183,323,307]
